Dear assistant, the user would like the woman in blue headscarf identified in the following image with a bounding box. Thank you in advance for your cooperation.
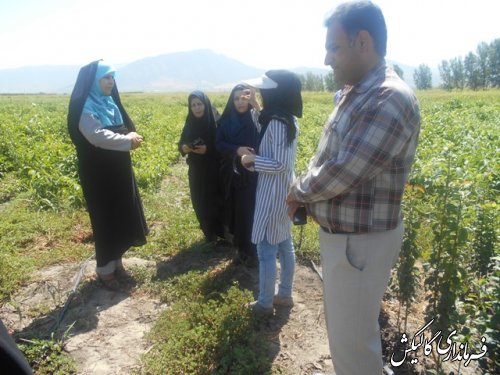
[216,84,261,266]
[68,60,148,289]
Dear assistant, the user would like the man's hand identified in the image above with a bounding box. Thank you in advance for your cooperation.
[286,192,301,221]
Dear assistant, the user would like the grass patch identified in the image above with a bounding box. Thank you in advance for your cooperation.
[18,333,76,375]
[143,286,270,375]
[0,198,93,302]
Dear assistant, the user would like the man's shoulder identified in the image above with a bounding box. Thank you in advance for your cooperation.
[380,67,417,101]
[362,68,420,125]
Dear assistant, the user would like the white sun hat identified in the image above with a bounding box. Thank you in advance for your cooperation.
[242,73,278,89]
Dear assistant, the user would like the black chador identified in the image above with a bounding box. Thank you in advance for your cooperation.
[216,85,259,263]
[67,60,148,269]
[178,91,224,242]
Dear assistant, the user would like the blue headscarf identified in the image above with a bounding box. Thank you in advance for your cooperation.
[82,61,124,127]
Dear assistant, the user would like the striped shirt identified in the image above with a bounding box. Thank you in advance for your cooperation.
[252,119,298,244]
[289,63,420,233]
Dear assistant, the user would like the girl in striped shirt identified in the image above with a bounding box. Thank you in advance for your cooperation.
[241,70,303,315]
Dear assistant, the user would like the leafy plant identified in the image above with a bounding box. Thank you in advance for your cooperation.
[394,182,424,332]
[18,332,76,375]
[143,285,270,375]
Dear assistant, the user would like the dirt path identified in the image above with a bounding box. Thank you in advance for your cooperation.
[0,253,335,374]
[261,263,334,374]
[0,258,165,374]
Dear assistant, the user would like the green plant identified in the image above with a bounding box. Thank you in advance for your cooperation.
[394,183,423,332]
[470,202,498,277]
[143,285,270,375]
[18,331,76,375]
[424,153,470,371]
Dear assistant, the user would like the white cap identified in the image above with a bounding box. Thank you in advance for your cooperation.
[242,74,278,89]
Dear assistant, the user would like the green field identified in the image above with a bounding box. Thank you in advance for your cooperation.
[0,90,498,374]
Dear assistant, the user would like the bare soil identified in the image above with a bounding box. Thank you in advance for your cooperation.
[0,254,483,375]
[0,255,334,374]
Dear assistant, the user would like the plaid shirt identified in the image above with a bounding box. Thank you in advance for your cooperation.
[289,63,420,233]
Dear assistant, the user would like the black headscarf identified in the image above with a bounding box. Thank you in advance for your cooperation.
[182,90,217,144]
[218,84,259,150]
[258,70,302,146]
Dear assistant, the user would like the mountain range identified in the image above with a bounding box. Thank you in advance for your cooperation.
[0,49,432,94]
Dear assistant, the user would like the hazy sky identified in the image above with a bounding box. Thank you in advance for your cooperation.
[0,0,498,70]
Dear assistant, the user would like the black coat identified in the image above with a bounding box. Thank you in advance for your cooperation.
[0,320,33,375]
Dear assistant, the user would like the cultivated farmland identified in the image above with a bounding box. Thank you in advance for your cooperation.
[0,91,498,374]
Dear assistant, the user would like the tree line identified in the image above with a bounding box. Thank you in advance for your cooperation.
[299,38,500,91]
[413,38,500,90]
[296,71,336,92]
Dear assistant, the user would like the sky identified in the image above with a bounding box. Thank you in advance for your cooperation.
[0,0,498,71]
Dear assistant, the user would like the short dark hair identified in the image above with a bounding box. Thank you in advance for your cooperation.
[325,1,387,57]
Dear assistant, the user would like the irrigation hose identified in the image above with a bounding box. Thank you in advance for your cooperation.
[50,253,95,332]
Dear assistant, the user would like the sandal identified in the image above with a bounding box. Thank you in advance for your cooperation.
[98,274,121,291]
[115,266,133,280]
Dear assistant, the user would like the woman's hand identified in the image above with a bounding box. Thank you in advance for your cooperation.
[236,146,255,157]
[191,145,207,155]
[247,88,261,112]
[127,132,143,150]
[181,144,192,154]
[241,154,256,171]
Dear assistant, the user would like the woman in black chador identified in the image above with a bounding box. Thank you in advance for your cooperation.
[178,91,224,243]
[216,84,261,266]
[67,60,148,289]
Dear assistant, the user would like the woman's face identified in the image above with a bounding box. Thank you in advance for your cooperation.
[190,97,205,118]
[99,74,115,96]
[233,89,250,114]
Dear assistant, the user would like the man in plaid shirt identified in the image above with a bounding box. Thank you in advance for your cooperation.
[287,2,420,374]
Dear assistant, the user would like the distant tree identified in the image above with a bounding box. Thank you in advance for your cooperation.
[324,71,336,92]
[438,60,453,90]
[489,38,500,87]
[393,64,404,80]
[476,41,490,88]
[303,72,324,91]
[450,57,465,89]
[316,74,325,91]
[303,73,314,91]
[464,52,481,90]
[298,74,306,88]
[413,64,432,89]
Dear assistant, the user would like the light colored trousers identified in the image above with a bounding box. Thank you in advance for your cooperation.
[319,222,403,375]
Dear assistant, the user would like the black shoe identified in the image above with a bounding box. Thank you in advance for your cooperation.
[205,234,217,243]
[243,256,258,268]
[215,238,232,249]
